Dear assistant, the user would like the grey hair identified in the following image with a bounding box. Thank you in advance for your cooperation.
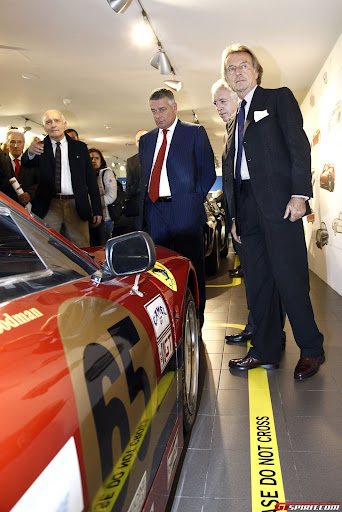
[211,79,238,100]
[149,88,175,105]
[6,129,25,142]
[42,110,66,124]
[221,44,263,85]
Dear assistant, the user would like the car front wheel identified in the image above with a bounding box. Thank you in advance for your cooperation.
[182,288,199,432]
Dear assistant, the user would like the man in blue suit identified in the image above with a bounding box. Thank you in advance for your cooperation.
[136,88,216,327]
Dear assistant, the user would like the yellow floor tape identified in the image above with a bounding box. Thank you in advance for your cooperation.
[248,367,285,511]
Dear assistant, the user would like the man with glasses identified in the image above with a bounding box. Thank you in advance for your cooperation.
[221,44,324,380]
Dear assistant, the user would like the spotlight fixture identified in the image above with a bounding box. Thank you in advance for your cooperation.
[107,0,132,13]
[22,118,31,133]
[192,110,199,124]
[164,74,182,92]
[150,47,172,75]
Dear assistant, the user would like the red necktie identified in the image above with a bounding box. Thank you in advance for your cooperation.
[14,159,20,179]
[149,129,168,202]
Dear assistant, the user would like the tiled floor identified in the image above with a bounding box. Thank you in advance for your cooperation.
[169,249,342,511]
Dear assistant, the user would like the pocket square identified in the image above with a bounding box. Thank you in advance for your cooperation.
[254,110,269,122]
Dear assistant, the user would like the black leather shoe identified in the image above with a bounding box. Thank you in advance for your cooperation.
[294,354,325,380]
[225,328,253,344]
[229,266,243,278]
[229,354,279,370]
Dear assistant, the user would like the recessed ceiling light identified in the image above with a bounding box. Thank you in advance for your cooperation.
[22,73,39,80]
[104,125,112,130]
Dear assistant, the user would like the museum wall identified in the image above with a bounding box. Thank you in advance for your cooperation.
[301,33,342,296]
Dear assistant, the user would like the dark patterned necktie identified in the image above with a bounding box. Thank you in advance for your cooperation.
[55,142,61,193]
[235,99,247,193]
[149,129,168,202]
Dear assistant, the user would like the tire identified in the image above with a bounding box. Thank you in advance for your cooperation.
[205,230,220,274]
[182,288,199,432]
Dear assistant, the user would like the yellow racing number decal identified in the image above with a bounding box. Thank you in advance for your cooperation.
[148,262,177,291]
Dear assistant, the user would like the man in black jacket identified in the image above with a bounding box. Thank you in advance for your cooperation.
[221,44,324,379]
[22,110,102,247]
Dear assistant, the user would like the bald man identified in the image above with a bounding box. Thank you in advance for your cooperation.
[22,110,102,247]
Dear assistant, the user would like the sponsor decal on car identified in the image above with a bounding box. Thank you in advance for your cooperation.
[127,471,146,512]
[0,308,43,335]
[145,295,170,339]
[148,262,177,291]
[145,295,174,372]
[10,437,83,512]
[167,432,178,489]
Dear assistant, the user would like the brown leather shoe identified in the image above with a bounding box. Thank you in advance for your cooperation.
[229,354,279,370]
[294,354,325,380]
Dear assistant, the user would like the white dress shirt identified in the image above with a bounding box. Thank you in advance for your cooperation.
[51,137,74,195]
[9,153,22,173]
[234,85,257,180]
[149,116,178,197]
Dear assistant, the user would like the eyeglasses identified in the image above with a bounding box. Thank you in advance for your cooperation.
[226,62,251,75]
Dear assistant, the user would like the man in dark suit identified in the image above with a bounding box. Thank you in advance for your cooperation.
[126,129,148,206]
[22,110,102,247]
[221,44,324,380]
[1,129,40,206]
[137,88,216,327]
[120,129,148,233]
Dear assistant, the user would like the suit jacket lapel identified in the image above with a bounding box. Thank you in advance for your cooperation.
[167,119,181,160]
[44,136,55,178]
[224,113,237,162]
[144,129,158,180]
[244,85,268,136]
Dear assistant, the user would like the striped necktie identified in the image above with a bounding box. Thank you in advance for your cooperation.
[55,142,62,193]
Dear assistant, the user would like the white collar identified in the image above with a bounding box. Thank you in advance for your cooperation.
[159,116,178,135]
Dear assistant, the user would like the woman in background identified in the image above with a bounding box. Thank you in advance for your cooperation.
[88,148,117,245]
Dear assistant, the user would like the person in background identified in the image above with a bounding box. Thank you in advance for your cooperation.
[65,128,79,141]
[211,79,255,340]
[221,44,323,379]
[125,129,148,231]
[89,148,117,245]
[4,129,40,207]
[137,88,216,329]
[22,109,102,247]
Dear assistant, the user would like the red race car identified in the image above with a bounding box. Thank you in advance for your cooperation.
[0,192,200,512]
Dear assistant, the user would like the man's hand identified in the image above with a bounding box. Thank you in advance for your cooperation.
[231,219,241,244]
[92,215,102,228]
[28,137,44,157]
[283,197,306,222]
[17,192,31,206]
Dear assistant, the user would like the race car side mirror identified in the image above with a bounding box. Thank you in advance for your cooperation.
[91,231,156,283]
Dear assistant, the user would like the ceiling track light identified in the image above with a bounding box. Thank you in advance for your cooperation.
[192,110,200,124]
[107,0,133,13]
[150,47,172,75]
[164,73,182,92]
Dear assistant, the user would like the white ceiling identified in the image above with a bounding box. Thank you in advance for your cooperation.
[1,0,341,172]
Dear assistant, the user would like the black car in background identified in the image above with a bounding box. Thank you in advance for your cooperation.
[204,197,228,274]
